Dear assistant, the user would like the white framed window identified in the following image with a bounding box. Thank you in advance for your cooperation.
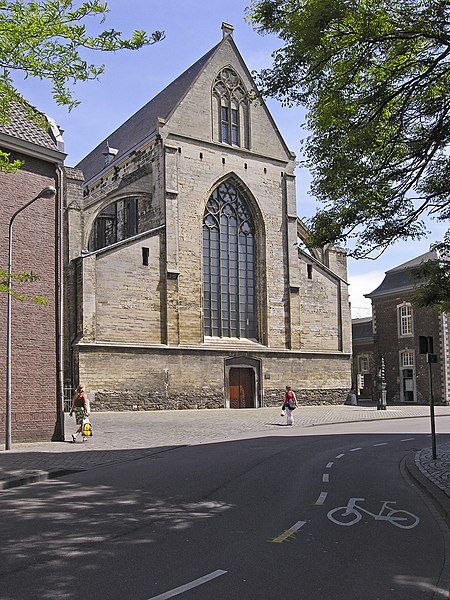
[398,303,413,336]
[401,350,414,367]
[358,354,369,373]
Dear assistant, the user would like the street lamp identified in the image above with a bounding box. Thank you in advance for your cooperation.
[5,185,57,450]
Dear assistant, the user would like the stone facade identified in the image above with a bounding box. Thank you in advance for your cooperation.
[65,25,352,410]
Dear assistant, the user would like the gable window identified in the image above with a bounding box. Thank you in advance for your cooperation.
[213,67,249,148]
[203,181,256,339]
[398,303,413,336]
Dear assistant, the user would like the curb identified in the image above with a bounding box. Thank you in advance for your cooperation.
[404,453,450,529]
[403,454,450,600]
[0,468,84,490]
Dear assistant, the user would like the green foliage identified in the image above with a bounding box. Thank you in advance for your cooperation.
[411,258,450,314]
[248,0,450,262]
[0,0,164,171]
[0,268,48,304]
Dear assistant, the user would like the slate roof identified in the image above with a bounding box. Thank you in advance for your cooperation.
[0,101,59,151]
[76,42,220,182]
[351,317,373,340]
[365,250,438,299]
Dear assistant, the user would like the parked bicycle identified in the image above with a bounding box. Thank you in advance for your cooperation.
[327,497,420,529]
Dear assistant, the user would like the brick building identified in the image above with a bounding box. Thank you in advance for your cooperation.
[364,251,450,405]
[351,317,375,400]
[65,24,352,409]
[0,102,66,442]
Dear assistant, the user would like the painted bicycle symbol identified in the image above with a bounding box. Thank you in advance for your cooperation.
[327,498,420,529]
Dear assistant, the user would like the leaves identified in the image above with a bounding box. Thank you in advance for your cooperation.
[0,1,164,116]
[0,268,48,304]
[249,0,450,261]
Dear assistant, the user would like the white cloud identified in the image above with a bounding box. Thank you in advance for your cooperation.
[348,270,385,318]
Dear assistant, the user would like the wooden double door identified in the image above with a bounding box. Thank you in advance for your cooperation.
[229,367,255,408]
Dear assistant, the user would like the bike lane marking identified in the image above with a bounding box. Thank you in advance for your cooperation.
[270,520,307,543]
[147,570,228,599]
[315,491,328,505]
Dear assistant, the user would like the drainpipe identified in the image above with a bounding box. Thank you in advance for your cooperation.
[53,164,65,441]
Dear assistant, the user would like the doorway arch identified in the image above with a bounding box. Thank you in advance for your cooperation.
[225,357,261,408]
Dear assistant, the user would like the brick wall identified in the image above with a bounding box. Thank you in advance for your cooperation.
[0,151,59,441]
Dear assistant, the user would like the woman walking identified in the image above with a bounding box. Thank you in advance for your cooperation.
[69,384,90,443]
[282,385,297,425]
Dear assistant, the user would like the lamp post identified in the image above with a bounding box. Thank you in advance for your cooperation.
[5,185,57,450]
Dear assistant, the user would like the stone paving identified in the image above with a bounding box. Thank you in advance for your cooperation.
[0,405,449,504]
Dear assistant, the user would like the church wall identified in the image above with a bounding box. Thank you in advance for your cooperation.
[161,130,295,349]
[297,256,344,351]
[76,346,350,410]
[94,234,163,344]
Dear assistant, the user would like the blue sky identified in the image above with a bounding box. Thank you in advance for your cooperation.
[14,0,443,316]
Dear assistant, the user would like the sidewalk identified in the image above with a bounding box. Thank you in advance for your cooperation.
[1,404,449,519]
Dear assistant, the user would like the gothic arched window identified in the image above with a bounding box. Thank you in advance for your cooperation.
[89,197,142,251]
[213,68,249,148]
[203,181,256,339]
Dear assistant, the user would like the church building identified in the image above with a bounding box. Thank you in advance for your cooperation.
[64,23,352,410]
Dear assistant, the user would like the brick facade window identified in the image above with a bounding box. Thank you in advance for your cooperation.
[398,303,413,336]
[358,354,369,373]
[401,350,414,367]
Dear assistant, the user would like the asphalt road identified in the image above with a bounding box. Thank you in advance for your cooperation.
[0,417,448,600]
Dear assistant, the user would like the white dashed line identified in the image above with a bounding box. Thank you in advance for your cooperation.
[336,454,345,459]
[147,570,227,599]
[350,447,362,452]
[401,438,415,442]
[323,474,330,483]
[326,462,334,469]
[270,520,307,543]
[374,443,388,447]
[315,492,328,505]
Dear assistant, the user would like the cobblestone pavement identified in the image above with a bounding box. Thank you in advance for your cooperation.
[0,405,449,509]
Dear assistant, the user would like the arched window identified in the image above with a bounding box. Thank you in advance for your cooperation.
[89,197,147,251]
[213,68,249,148]
[203,181,256,339]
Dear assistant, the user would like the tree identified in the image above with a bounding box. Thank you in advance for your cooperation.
[0,0,164,171]
[248,0,450,269]
[0,268,48,304]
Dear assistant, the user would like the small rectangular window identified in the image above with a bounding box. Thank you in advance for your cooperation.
[142,247,149,266]
[402,351,414,367]
[307,264,313,279]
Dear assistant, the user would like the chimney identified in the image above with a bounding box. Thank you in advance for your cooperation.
[222,22,234,39]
